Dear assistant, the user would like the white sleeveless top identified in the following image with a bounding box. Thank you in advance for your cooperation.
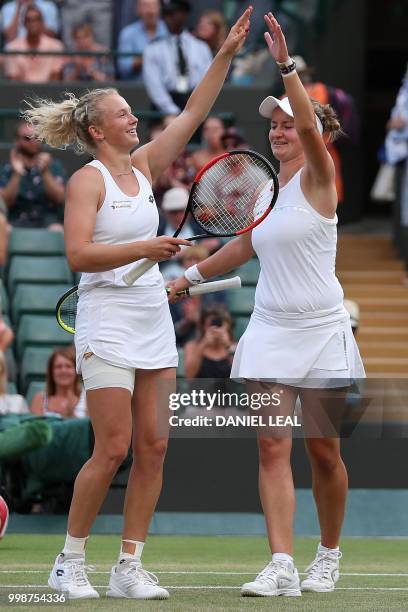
[78,160,163,293]
[252,168,344,314]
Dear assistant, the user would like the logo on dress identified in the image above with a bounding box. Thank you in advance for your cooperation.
[149,195,155,203]
[111,200,132,210]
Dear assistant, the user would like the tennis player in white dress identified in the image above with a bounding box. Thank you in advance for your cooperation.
[23,8,252,600]
[169,11,365,598]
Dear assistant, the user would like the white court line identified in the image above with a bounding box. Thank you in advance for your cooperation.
[1,585,408,592]
[2,570,408,577]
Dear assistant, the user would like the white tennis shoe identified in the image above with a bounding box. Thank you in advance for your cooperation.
[241,560,301,597]
[48,553,99,599]
[301,549,342,592]
[107,559,169,599]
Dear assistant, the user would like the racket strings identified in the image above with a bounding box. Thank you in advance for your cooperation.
[192,153,275,235]
[58,292,78,331]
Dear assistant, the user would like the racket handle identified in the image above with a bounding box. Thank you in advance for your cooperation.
[122,258,156,286]
[188,276,241,296]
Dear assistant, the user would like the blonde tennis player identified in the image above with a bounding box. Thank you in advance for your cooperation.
[23,7,252,600]
[168,12,365,598]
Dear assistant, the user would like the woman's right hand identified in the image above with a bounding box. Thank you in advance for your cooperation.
[167,275,192,303]
[143,236,192,262]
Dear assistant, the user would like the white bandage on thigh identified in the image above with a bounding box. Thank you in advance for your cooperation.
[81,353,135,394]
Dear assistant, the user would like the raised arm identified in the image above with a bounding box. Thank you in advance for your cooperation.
[264,13,334,188]
[134,7,252,183]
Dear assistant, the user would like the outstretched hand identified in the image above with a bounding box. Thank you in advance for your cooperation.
[264,12,290,64]
[220,6,253,58]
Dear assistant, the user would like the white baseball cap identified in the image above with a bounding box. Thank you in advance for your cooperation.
[161,187,189,212]
[259,96,323,135]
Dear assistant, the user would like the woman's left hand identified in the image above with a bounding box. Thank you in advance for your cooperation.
[264,12,290,64]
[220,6,253,58]
[166,276,191,303]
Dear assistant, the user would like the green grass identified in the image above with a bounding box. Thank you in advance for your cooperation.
[1,535,408,611]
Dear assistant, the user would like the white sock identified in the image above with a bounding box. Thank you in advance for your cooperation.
[318,542,339,554]
[272,552,294,568]
[119,539,144,563]
[62,533,88,556]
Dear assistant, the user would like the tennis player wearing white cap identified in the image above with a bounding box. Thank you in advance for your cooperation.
[23,7,253,601]
[168,12,365,598]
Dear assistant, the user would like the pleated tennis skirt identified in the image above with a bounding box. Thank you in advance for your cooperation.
[75,286,178,374]
[231,303,366,388]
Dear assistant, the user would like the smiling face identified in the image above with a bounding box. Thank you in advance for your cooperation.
[90,94,139,152]
[269,107,303,163]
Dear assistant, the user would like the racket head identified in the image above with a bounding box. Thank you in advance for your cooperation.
[56,286,78,334]
[188,149,279,239]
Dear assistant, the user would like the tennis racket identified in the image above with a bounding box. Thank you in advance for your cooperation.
[122,149,278,286]
[56,276,242,334]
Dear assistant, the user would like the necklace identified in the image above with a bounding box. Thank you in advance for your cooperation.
[115,170,133,177]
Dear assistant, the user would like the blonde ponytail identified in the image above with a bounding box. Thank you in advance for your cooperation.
[23,88,119,154]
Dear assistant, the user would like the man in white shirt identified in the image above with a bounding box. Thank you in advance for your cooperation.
[143,0,212,115]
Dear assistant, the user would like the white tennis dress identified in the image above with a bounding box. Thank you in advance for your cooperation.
[74,160,178,374]
[231,168,365,387]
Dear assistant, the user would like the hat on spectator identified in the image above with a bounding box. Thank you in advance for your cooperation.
[162,187,189,211]
[344,299,360,329]
[161,0,191,14]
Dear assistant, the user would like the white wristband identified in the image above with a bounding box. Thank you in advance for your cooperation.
[184,264,205,285]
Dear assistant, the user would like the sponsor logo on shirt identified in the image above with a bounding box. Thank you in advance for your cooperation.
[111,200,132,210]
[149,195,155,204]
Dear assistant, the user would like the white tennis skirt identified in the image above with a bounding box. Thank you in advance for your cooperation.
[75,286,178,374]
[231,303,366,388]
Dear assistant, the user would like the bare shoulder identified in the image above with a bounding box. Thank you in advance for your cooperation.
[67,165,104,203]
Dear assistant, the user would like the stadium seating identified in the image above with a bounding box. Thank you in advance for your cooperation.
[7,229,65,258]
[234,316,250,340]
[20,347,54,393]
[7,257,73,295]
[16,315,71,358]
[12,284,72,324]
[234,258,260,286]
[0,279,9,315]
[7,382,17,395]
[227,286,255,317]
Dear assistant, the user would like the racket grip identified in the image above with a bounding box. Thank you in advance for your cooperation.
[188,276,241,296]
[122,258,156,286]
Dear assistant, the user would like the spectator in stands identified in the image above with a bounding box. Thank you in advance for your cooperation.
[63,23,114,82]
[0,0,60,43]
[60,0,112,49]
[143,0,212,115]
[294,55,359,205]
[190,115,226,172]
[385,62,408,265]
[0,351,27,415]
[194,10,227,56]
[220,125,248,150]
[0,121,66,229]
[117,0,167,81]
[184,305,235,378]
[5,6,65,82]
[30,346,87,418]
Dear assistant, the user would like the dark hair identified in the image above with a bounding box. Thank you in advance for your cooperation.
[24,6,43,24]
[46,346,82,397]
[311,99,343,142]
[198,305,234,341]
